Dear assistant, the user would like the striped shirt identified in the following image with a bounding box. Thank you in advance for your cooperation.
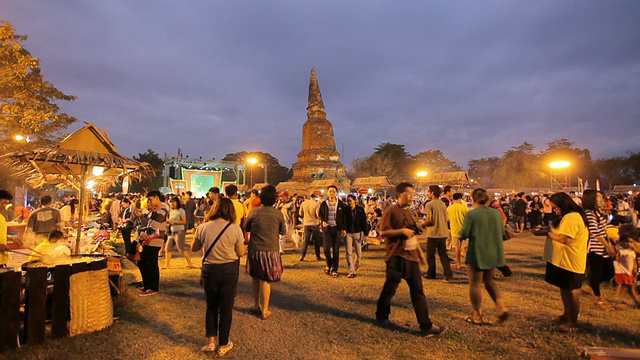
[585,210,609,257]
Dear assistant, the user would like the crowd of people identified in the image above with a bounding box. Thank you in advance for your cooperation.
[1,183,639,356]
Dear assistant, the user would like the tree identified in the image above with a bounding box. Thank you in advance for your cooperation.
[411,149,461,175]
[351,153,397,180]
[221,151,291,185]
[467,157,500,188]
[492,142,547,189]
[129,149,163,192]
[0,21,77,153]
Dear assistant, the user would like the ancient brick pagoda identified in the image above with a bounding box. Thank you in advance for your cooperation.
[287,68,350,192]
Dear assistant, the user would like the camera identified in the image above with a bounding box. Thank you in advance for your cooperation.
[407,224,423,235]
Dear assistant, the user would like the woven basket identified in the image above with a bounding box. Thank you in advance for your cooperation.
[68,268,114,336]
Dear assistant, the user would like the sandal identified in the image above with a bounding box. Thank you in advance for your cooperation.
[497,311,509,324]
[550,315,566,325]
[464,316,486,326]
[558,324,579,333]
[595,301,614,311]
[217,341,233,356]
[201,343,217,352]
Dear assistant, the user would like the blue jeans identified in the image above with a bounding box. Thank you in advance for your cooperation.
[301,225,322,259]
[345,232,363,274]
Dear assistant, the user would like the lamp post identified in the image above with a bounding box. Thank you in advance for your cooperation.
[549,161,570,192]
[247,157,257,189]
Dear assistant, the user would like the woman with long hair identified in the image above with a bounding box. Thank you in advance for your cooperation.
[459,189,509,325]
[164,197,195,269]
[543,192,589,333]
[582,190,616,309]
[192,198,244,355]
[244,185,285,320]
[529,195,544,230]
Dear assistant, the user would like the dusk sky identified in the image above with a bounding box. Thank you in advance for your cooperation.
[3,1,639,170]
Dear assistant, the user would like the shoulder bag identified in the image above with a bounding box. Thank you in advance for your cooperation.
[200,222,232,286]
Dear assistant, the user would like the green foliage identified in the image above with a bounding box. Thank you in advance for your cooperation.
[130,149,164,192]
[467,157,499,188]
[492,142,547,189]
[0,21,77,153]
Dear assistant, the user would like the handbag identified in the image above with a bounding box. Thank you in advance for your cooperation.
[503,224,516,241]
[200,222,232,286]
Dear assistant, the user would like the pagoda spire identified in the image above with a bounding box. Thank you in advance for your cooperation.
[307,67,325,112]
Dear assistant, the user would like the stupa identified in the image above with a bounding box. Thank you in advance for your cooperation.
[288,68,350,191]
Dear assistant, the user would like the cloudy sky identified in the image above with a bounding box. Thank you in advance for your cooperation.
[3,1,639,169]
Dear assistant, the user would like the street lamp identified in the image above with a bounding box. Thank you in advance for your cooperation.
[247,157,257,188]
[549,161,570,191]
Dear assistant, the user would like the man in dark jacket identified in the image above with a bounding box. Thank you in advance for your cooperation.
[318,185,347,278]
[344,194,368,278]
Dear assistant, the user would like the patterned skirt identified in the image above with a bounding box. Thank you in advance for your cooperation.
[246,250,283,283]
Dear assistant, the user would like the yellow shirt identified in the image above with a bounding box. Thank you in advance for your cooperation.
[543,212,588,273]
[231,199,247,226]
[27,239,59,262]
[0,214,7,265]
[447,202,469,238]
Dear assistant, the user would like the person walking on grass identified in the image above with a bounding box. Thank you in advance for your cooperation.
[582,190,616,310]
[344,194,367,278]
[375,182,446,337]
[422,185,454,282]
[299,193,322,262]
[192,198,245,356]
[613,225,640,306]
[244,185,285,320]
[318,185,347,278]
[137,190,168,297]
[543,192,589,333]
[459,189,509,325]
[447,192,469,270]
[163,197,195,269]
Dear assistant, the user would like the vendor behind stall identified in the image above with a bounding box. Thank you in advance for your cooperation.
[0,189,14,267]
[27,230,66,262]
[23,196,63,248]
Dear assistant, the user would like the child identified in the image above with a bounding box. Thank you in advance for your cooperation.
[614,225,640,306]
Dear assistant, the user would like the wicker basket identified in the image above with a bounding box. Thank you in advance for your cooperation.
[68,268,114,336]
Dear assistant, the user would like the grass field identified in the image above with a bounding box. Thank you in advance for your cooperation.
[2,232,639,360]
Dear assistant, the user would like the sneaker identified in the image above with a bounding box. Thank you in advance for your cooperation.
[138,289,158,297]
[422,274,435,280]
[376,319,399,330]
[346,273,356,279]
[331,272,339,278]
[217,341,233,356]
[420,325,447,337]
[442,278,453,283]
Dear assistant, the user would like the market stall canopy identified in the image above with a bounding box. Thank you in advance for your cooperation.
[250,182,270,191]
[308,179,347,193]
[1,123,154,188]
[351,176,394,190]
[275,181,308,195]
[417,171,471,186]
